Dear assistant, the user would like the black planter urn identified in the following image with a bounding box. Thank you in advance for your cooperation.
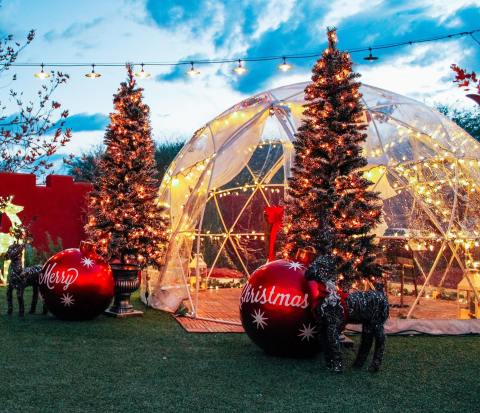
[104,263,143,318]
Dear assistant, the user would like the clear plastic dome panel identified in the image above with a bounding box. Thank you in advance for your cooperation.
[150,81,480,321]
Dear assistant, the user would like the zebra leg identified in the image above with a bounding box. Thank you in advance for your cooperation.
[7,285,13,315]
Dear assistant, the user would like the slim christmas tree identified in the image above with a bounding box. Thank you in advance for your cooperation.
[86,65,168,268]
[283,28,382,286]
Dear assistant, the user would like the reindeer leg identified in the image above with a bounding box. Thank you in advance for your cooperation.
[324,305,344,373]
[368,324,386,373]
[314,306,333,370]
[30,284,38,314]
[7,285,13,315]
[353,324,374,368]
[38,270,48,315]
[320,324,333,370]
[17,287,25,317]
[326,321,343,373]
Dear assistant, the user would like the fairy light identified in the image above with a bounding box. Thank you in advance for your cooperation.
[85,65,168,270]
[152,37,480,290]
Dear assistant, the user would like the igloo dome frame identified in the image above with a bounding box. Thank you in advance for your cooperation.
[146,81,480,330]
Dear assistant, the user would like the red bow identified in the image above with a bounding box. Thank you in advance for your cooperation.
[264,205,284,261]
[307,280,349,322]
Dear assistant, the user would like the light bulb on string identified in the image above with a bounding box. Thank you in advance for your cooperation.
[233,59,247,75]
[186,61,200,77]
[13,29,477,81]
[85,64,102,79]
[34,63,50,79]
[278,56,292,72]
[363,48,378,62]
[134,63,151,79]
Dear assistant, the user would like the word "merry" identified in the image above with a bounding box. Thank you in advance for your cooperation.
[39,263,79,291]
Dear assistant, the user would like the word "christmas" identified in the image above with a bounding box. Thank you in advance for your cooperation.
[240,283,309,309]
[39,263,79,291]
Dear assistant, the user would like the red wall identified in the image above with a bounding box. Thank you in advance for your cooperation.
[0,172,92,251]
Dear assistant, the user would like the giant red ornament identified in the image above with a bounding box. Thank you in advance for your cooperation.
[39,241,114,320]
[239,259,320,357]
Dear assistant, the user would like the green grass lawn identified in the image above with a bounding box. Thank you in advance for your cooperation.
[1,289,479,413]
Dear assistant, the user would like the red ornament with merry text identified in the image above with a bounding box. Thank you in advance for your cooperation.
[239,249,319,356]
[39,241,114,320]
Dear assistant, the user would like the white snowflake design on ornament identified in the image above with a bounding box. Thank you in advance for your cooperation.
[297,323,317,342]
[286,261,305,271]
[80,257,94,268]
[60,293,75,307]
[251,308,268,329]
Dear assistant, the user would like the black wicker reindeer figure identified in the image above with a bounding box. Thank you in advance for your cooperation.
[4,227,46,317]
[305,254,389,373]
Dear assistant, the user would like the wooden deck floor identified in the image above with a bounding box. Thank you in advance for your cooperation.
[174,289,244,333]
[174,288,461,333]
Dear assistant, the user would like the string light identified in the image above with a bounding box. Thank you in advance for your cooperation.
[186,61,200,77]
[134,63,151,79]
[233,59,247,75]
[278,56,292,72]
[34,63,50,79]
[85,64,101,79]
[14,28,478,78]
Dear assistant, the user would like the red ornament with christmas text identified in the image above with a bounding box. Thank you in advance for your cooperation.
[39,241,114,320]
[239,257,320,357]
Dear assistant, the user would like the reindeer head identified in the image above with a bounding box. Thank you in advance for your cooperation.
[3,224,30,262]
[10,223,32,244]
[5,242,24,262]
[305,254,338,284]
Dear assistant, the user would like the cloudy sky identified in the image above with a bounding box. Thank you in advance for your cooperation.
[1,0,479,166]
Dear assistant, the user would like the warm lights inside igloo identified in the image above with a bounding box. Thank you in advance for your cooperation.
[145,82,480,327]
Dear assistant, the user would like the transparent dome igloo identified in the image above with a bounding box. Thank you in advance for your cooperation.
[146,82,480,323]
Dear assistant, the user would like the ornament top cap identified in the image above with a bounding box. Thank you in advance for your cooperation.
[295,246,316,266]
[80,240,98,258]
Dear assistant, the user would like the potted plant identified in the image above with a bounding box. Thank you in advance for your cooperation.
[86,65,169,317]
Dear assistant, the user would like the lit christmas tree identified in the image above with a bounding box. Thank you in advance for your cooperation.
[86,65,168,268]
[283,28,383,286]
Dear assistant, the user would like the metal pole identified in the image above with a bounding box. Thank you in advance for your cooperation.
[406,240,446,318]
